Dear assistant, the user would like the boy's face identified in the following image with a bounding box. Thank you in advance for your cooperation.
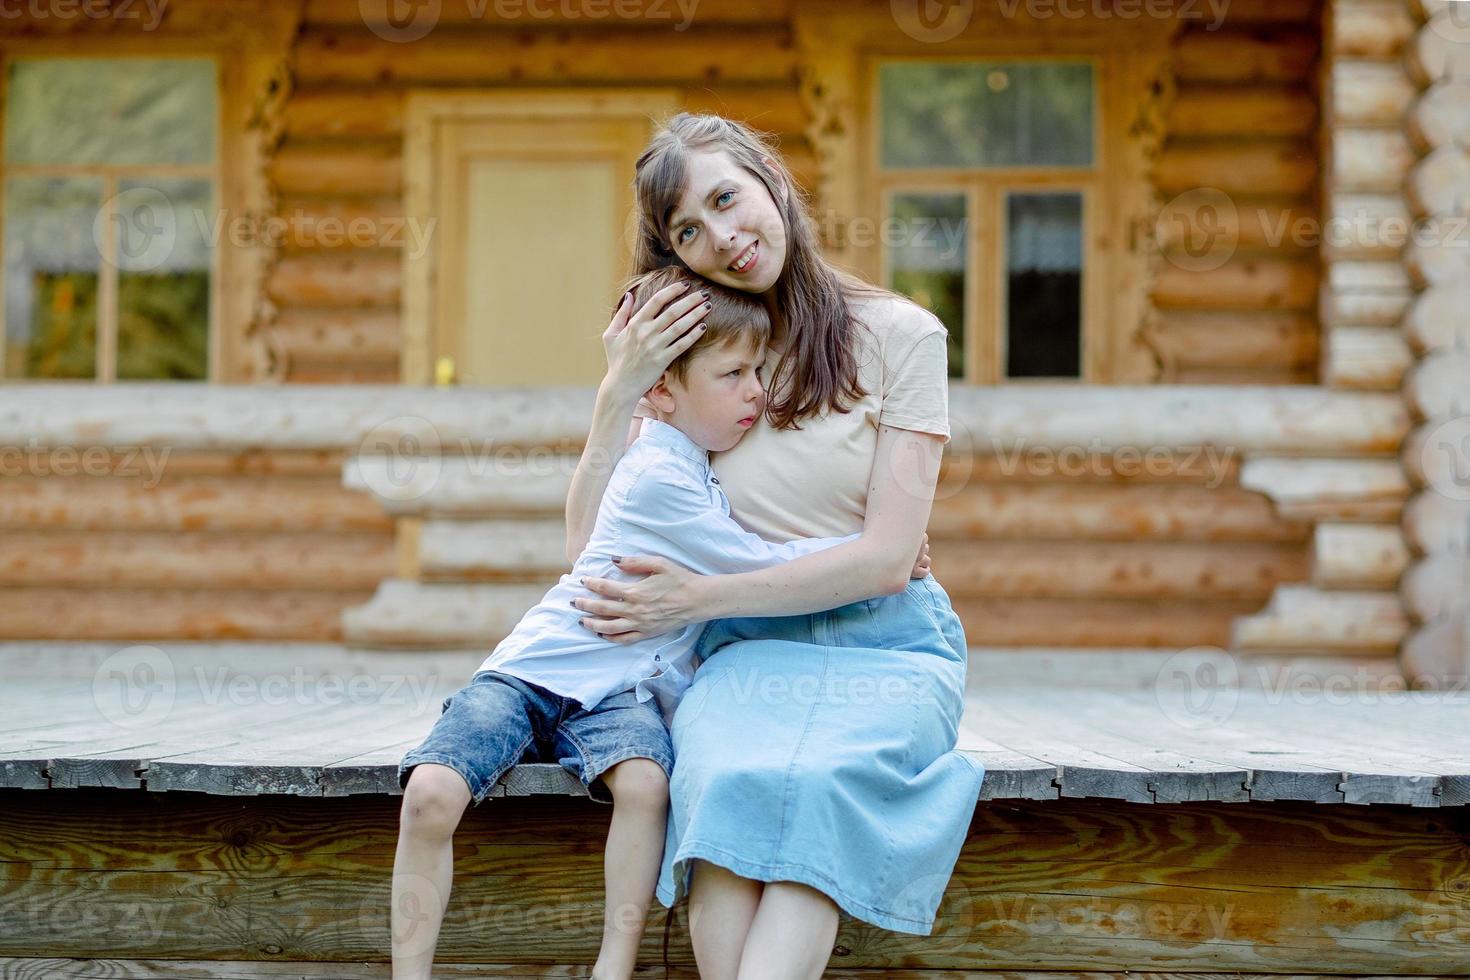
[648,339,767,452]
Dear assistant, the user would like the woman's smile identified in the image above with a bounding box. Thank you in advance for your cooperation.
[728,241,759,274]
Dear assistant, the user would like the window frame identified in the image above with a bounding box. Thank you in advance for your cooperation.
[867,53,1106,385]
[0,32,270,386]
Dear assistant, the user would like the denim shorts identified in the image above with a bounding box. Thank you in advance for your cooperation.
[398,669,675,806]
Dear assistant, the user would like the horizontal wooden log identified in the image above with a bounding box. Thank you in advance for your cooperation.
[0,385,1411,457]
[1324,192,1413,260]
[285,362,401,384]
[930,483,1303,539]
[1322,325,1414,390]
[1312,523,1411,588]
[1405,351,1470,419]
[1320,290,1414,328]
[1401,552,1470,621]
[1240,457,1411,522]
[283,84,807,140]
[0,588,368,641]
[1327,257,1413,292]
[1171,365,1316,385]
[269,142,402,197]
[956,596,1259,647]
[1231,585,1409,654]
[1407,80,1470,151]
[1147,311,1317,371]
[303,0,795,27]
[267,253,401,309]
[1154,141,1316,195]
[1166,87,1317,137]
[0,475,390,532]
[420,518,568,578]
[270,309,402,364]
[1157,202,1319,256]
[1330,128,1415,191]
[273,197,408,253]
[1407,145,1470,219]
[341,578,552,647]
[937,540,1305,600]
[1153,258,1317,311]
[293,27,799,86]
[0,531,393,590]
[1404,490,1470,554]
[1331,0,1418,58]
[345,454,576,516]
[1404,282,1470,354]
[1174,30,1318,83]
[1408,12,1470,83]
[1329,60,1415,125]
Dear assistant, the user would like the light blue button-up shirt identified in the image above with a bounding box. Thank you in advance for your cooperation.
[476,417,860,726]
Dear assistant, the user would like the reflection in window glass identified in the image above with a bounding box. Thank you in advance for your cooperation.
[5,59,216,166]
[887,193,966,378]
[3,177,102,379]
[1006,192,1082,378]
[879,61,1093,169]
[116,178,212,380]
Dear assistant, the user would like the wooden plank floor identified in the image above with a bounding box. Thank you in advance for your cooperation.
[2,642,1467,807]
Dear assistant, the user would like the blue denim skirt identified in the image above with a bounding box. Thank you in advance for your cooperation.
[654,573,985,935]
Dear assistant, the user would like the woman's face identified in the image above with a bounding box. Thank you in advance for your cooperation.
[666,148,788,296]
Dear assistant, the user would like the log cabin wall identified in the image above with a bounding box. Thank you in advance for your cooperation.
[264,0,809,383]
[1147,0,1323,384]
[0,2,397,643]
[1396,0,1470,685]
[3,0,1431,667]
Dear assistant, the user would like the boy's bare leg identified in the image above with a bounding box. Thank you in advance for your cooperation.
[591,758,671,980]
[391,763,471,980]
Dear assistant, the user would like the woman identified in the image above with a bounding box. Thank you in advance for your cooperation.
[563,113,985,980]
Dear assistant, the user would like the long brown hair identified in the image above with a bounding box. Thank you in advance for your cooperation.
[633,112,887,431]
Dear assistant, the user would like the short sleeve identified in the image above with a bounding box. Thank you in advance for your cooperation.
[879,314,951,445]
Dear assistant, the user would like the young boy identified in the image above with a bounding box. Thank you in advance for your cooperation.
[390,266,865,980]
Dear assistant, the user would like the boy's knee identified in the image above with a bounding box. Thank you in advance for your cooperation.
[600,757,669,807]
[401,763,472,835]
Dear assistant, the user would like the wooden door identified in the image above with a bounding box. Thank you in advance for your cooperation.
[404,93,675,387]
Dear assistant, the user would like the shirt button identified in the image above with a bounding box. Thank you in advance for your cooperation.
[654,655,662,661]
[710,477,719,484]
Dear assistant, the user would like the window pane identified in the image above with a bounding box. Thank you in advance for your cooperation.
[5,58,215,166]
[115,178,211,380]
[1006,192,1082,379]
[887,192,966,379]
[879,61,1093,169]
[4,177,101,379]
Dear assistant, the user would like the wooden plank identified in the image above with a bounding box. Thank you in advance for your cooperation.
[1321,325,1413,390]
[1174,29,1318,83]
[1312,523,1411,589]
[1231,585,1409,655]
[1238,457,1410,523]
[0,588,368,642]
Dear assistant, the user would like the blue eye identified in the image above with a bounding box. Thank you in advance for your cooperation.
[717,189,735,206]
[677,226,695,244]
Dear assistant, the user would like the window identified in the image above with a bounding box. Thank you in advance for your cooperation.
[874,60,1097,383]
[2,58,218,382]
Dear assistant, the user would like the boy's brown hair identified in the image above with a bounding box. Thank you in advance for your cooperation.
[623,266,770,387]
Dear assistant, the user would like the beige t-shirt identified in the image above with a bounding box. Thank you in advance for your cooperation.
[634,293,951,541]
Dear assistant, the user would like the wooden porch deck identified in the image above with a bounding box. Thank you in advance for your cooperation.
[3,643,1466,808]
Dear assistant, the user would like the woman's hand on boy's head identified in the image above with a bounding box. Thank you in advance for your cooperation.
[602,280,710,397]
[573,554,702,644]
